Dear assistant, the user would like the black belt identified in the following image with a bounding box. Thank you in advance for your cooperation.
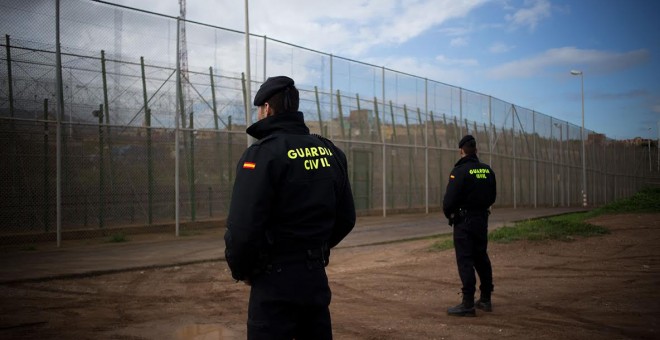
[270,247,328,265]
[457,209,490,218]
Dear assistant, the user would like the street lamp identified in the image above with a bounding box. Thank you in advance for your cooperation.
[570,70,587,207]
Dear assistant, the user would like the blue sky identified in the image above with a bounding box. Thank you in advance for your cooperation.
[104,0,659,139]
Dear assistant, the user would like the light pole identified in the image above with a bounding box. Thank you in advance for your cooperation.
[571,70,587,207]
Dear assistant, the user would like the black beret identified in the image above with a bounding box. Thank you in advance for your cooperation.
[253,76,295,106]
[459,134,475,148]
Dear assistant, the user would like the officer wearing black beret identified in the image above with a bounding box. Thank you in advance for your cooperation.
[443,134,497,317]
[224,76,356,339]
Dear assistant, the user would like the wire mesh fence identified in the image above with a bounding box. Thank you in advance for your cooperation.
[0,0,658,246]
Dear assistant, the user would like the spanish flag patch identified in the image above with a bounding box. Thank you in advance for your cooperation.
[243,162,256,170]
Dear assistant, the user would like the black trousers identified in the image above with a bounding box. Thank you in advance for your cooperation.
[247,260,332,340]
[452,214,494,297]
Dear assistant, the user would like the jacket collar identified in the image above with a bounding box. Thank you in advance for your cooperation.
[246,111,309,140]
[455,153,480,167]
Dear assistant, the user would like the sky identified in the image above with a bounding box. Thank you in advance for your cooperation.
[85,0,660,139]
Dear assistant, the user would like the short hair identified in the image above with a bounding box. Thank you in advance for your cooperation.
[266,86,299,114]
[461,139,477,155]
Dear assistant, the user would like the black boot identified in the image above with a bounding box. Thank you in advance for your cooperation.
[475,291,492,312]
[447,295,475,317]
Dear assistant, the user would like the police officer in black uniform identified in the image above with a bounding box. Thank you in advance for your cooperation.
[224,76,356,339]
[443,134,497,317]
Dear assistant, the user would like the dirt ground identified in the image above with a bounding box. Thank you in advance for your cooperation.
[1,213,659,339]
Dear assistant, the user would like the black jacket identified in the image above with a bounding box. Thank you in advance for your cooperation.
[224,112,356,281]
[443,154,497,219]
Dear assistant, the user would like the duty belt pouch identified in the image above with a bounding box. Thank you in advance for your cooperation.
[456,209,488,224]
[305,248,325,269]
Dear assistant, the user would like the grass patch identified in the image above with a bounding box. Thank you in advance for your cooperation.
[586,187,660,217]
[431,187,660,251]
[429,236,454,252]
[107,233,128,243]
[489,218,609,243]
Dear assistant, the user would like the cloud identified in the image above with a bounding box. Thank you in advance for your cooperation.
[369,55,471,85]
[438,26,473,37]
[450,37,468,47]
[489,42,514,54]
[486,47,650,79]
[436,54,478,67]
[592,89,649,101]
[366,0,488,45]
[190,0,490,56]
[505,0,551,32]
[98,0,491,57]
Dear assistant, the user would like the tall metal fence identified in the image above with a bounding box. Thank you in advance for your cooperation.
[1,0,658,245]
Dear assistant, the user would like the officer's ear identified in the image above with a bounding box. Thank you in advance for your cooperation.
[264,102,274,117]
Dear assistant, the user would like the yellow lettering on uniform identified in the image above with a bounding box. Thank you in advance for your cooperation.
[287,150,297,159]
[321,157,331,167]
[304,159,320,170]
[311,148,319,157]
[296,149,305,158]
[305,148,312,157]
[470,168,490,175]
[326,147,333,156]
[318,147,326,156]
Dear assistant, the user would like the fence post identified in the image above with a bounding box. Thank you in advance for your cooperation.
[336,90,345,138]
[459,88,463,136]
[100,50,115,202]
[315,86,323,134]
[96,104,105,229]
[228,115,233,186]
[356,93,362,137]
[403,104,412,208]
[533,111,537,208]
[175,17,182,237]
[5,35,14,119]
[389,100,397,209]
[140,56,154,225]
[550,118,555,207]
[44,99,50,232]
[373,97,382,142]
[381,66,386,217]
[330,55,334,138]
[55,0,65,247]
[424,78,429,213]
[189,109,196,222]
[512,105,517,208]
